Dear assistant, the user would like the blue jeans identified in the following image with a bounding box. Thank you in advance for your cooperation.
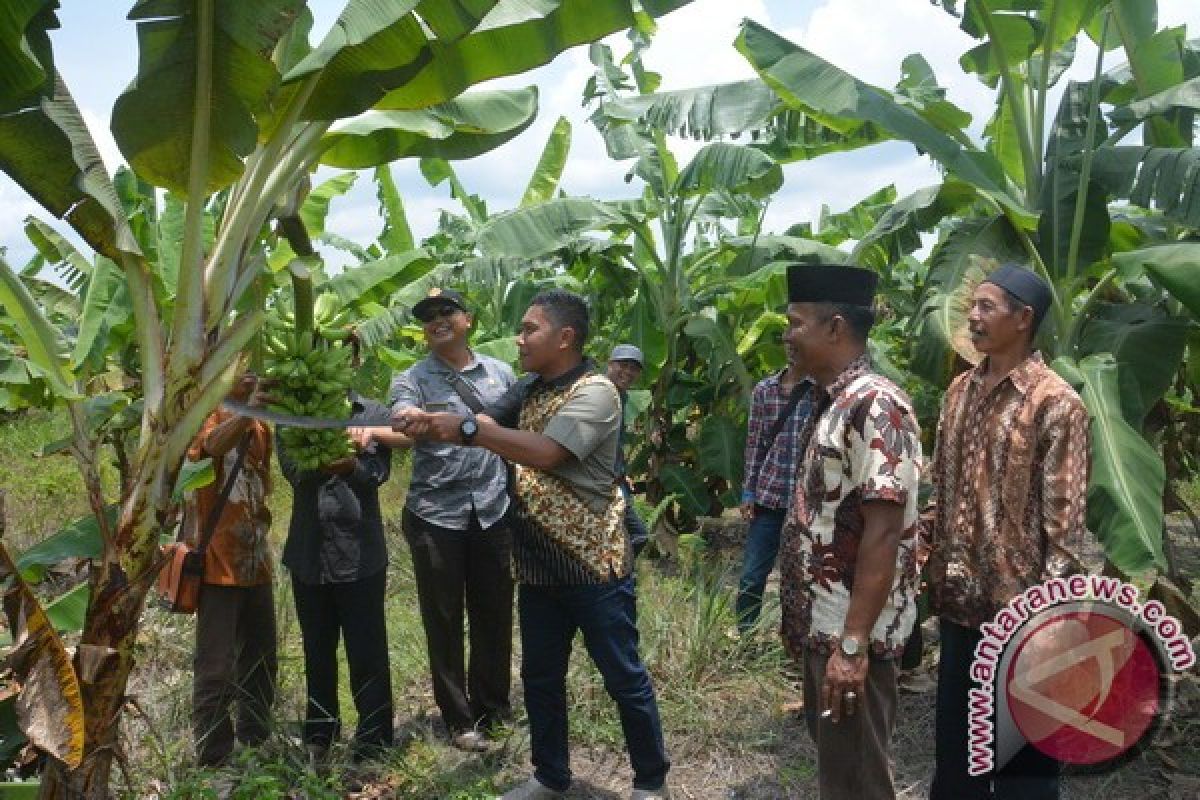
[735,505,786,633]
[518,577,669,792]
[620,483,650,557]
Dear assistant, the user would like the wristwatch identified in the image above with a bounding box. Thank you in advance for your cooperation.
[459,414,479,445]
[840,635,862,658]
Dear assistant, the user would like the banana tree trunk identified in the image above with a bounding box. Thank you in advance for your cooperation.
[36,384,222,797]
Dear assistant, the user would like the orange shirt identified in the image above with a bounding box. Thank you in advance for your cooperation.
[184,409,273,587]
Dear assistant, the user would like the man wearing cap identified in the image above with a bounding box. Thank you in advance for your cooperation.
[607,344,650,558]
[779,263,922,800]
[736,335,815,635]
[925,265,1092,800]
[378,288,518,752]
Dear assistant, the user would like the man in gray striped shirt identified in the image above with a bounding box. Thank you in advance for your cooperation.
[380,288,517,752]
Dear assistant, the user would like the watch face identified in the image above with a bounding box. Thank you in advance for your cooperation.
[461,418,478,436]
[841,637,859,656]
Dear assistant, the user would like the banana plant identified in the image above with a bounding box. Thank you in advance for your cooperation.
[473,35,817,525]
[346,113,583,375]
[734,5,1200,588]
[0,2,694,795]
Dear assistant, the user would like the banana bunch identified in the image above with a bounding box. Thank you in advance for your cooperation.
[262,294,357,471]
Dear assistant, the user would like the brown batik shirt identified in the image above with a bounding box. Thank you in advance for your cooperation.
[185,409,274,587]
[924,352,1092,629]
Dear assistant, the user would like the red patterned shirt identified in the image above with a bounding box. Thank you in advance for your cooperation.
[923,353,1092,628]
[780,355,923,660]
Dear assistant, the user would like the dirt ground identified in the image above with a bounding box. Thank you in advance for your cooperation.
[528,677,1200,800]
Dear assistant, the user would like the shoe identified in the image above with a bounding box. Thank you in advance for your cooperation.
[898,670,936,694]
[499,776,566,799]
[631,787,671,800]
[452,730,491,752]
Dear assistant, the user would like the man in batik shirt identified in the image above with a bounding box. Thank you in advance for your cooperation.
[779,264,923,800]
[925,264,1092,800]
[185,374,276,766]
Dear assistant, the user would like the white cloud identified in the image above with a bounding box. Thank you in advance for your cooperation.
[0,182,43,266]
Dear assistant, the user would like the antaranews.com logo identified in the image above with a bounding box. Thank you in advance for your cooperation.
[967,574,1196,775]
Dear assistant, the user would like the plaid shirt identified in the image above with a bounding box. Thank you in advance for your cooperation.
[741,372,816,511]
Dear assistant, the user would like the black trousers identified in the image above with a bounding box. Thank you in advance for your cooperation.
[931,618,1061,800]
[291,570,393,752]
[193,583,277,766]
[403,508,514,733]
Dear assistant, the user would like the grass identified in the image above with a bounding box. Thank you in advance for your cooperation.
[0,408,104,552]
[4,410,1196,798]
[1,410,800,797]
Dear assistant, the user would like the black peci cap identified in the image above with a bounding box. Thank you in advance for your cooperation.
[787,263,878,307]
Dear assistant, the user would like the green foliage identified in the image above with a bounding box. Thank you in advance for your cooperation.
[734,6,1200,579]
[1054,355,1166,575]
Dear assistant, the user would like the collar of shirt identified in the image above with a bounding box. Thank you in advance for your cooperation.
[823,353,873,401]
[766,370,816,390]
[531,359,593,393]
[969,351,1045,395]
[430,350,481,375]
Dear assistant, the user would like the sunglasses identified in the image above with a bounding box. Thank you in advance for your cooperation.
[417,305,460,323]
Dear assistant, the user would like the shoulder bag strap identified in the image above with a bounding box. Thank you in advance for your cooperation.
[445,369,486,414]
[758,382,806,461]
[196,432,252,556]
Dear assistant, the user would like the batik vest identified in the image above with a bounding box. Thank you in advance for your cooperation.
[512,373,629,585]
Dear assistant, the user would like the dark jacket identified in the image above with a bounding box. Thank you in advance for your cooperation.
[278,395,391,584]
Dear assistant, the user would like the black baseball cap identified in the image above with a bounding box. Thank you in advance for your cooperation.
[412,288,469,320]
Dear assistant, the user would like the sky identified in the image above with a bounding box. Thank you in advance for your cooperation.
[2,0,1198,269]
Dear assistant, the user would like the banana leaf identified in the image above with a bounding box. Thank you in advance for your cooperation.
[0,75,139,263]
[289,0,693,118]
[0,255,76,399]
[1088,146,1200,228]
[1114,243,1200,318]
[673,142,782,199]
[44,582,89,634]
[736,20,1011,199]
[323,250,435,309]
[0,0,57,114]
[318,87,539,168]
[1052,354,1165,575]
[521,116,572,208]
[853,181,978,269]
[697,415,743,483]
[111,0,304,194]
[1076,302,1190,426]
[300,173,358,238]
[478,198,629,258]
[0,539,85,768]
[15,506,114,583]
[374,165,414,255]
[659,463,709,517]
[911,216,1021,387]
